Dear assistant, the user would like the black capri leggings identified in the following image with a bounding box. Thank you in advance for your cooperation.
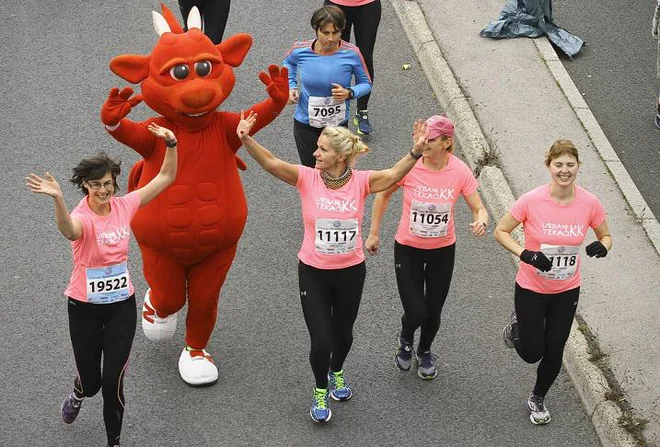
[298,261,366,389]
[394,241,456,354]
[67,295,137,446]
[326,0,381,111]
[293,119,348,168]
[512,283,580,398]
[178,0,231,45]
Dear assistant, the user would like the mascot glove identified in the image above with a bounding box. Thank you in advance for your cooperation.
[101,87,143,126]
[259,65,289,106]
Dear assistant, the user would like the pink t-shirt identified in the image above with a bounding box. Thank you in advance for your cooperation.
[510,184,606,294]
[64,191,141,303]
[329,0,377,6]
[395,155,478,249]
[296,166,372,269]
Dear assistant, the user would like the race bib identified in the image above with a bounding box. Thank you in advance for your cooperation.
[409,200,451,238]
[315,218,358,255]
[308,96,347,128]
[86,262,130,304]
[537,244,579,280]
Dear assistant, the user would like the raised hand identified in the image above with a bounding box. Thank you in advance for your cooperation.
[101,87,143,126]
[411,119,428,155]
[237,110,257,140]
[258,65,289,106]
[26,172,63,199]
[147,122,176,143]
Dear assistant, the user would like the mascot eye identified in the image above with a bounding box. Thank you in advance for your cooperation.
[195,61,212,77]
[170,64,189,80]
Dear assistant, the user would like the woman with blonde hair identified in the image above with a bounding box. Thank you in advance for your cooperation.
[236,111,425,423]
[494,139,612,425]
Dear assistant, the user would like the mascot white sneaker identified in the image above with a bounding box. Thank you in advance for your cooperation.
[178,348,219,386]
[141,289,178,341]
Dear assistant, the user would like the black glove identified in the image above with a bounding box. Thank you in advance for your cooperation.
[520,249,553,272]
[585,241,608,258]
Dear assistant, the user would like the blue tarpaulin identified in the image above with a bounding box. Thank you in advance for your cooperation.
[480,0,584,58]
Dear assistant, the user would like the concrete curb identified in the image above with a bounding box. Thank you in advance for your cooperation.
[389,0,641,445]
[533,38,660,258]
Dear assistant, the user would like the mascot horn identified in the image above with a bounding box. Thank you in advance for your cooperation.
[101,3,288,386]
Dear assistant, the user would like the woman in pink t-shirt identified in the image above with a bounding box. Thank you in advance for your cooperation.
[494,139,612,426]
[364,115,489,380]
[237,110,424,424]
[26,123,178,447]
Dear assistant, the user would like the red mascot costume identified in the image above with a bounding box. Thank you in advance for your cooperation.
[100,4,288,386]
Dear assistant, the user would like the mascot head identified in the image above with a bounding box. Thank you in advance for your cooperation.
[110,3,252,130]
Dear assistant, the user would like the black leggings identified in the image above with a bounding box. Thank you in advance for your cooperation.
[67,296,137,446]
[326,0,381,111]
[178,0,231,45]
[299,261,366,389]
[293,119,347,168]
[394,241,455,354]
[512,283,580,398]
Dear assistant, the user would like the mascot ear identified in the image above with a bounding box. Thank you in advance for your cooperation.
[216,33,253,67]
[110,54,152,84]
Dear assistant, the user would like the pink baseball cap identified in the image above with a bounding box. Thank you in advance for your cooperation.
[426,115,454,139]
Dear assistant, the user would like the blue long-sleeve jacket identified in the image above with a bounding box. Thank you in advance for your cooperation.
[283,39,372,126]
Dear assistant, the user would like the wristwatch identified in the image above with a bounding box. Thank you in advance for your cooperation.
[348,88,355,99]
[409,150,423,160]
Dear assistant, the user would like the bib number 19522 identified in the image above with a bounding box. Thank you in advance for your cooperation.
[85,262,130,304]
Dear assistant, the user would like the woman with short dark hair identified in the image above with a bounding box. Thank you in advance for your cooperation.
[26,123,178,447]
[284,5,372,167]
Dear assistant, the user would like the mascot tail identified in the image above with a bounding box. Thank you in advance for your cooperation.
[128,160,145,192]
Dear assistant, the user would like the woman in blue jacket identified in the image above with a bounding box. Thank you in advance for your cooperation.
[284,5,372,167]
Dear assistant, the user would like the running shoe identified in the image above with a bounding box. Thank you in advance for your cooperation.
[502,310,518,349]
[310,388,332,423]
[328,370,353,401]
[61,392,83,424]
[394,335,414,371]
[416,351,438,380]
[655,114,660,130]
[354,110,373,135]
[527,393,551,425]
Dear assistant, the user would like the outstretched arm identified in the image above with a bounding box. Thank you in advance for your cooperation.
[225,65,289,151]
[368,120,427,193]
[237,111,298,186]
[26,173,83,241]
[135,123,178,206]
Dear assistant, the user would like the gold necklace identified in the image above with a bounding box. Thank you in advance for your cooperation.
[321,167,352,189]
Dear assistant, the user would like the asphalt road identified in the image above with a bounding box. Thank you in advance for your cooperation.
[0,1,600,446]
[554,0,660,217]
